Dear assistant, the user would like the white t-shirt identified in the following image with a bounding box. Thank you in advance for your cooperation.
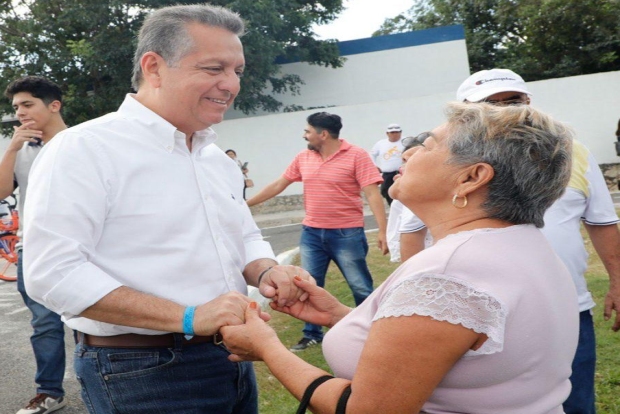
[386,200,405,262]
[14,143,42,237]
[541,140,619,312]
[370,138,404,173]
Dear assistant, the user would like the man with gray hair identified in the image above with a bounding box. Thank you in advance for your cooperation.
[457,68,620,414]
[23,4,311,413]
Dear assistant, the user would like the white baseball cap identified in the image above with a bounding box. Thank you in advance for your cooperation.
[386,123,402,132]
[456,68,532,102]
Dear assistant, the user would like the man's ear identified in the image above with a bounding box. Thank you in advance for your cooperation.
[140,51,165,88]
[457,162,495,196]
[48,100,62,113]
[319,129,330,141]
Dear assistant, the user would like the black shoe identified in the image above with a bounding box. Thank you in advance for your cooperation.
[290,337,321,352]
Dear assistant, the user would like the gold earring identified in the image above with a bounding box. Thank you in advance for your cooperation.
[452,194,467,209]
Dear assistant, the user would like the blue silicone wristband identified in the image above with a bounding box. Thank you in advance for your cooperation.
[183,306,196,336]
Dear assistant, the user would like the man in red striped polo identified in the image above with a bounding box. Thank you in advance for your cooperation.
[247,112,388,351]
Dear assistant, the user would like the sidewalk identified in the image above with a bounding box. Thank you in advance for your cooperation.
[251,205,376,229]
[252,209,306,229]
[251,191,620,229]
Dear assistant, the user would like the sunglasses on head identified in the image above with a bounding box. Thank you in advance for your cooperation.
[402,132,432,150]
[481,95,528,106]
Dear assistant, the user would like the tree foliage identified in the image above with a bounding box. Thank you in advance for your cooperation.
[374,0,620,81]
[0,0,344,125]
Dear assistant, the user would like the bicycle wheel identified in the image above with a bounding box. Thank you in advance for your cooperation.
[0,234,19,282]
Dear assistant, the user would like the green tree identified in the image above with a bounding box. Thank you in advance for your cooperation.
[0,0,344,125]
[504,0,620,81]
[374,0,620,81]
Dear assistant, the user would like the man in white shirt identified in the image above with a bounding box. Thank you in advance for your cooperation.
[23,4,311,413]
[1,76,68,414]
[371,123,405,205]
[456,68,620,414]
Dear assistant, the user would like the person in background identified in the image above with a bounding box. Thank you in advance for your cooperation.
[386,134,434,262]
[370,123,404,205]
[615,119,620,157]
[1,76,68,414]
[385,134,429,263]
[226,149,250,199]
[23,5,311,413]
[247,111,388,351]
[222,101,578,413]
[457,68,620,414]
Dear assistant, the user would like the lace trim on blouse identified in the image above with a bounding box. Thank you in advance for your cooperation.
[373,274,507,355]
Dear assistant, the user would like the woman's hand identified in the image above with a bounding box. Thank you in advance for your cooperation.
[258,265,314,307]
[192,291,271,337]
[221,302,282,362]
[271,276,351,328]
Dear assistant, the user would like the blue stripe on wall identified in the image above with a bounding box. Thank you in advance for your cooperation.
[276,25,465,64]
[338,25,465,56]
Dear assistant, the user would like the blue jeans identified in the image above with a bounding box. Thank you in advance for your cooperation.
[74,337,258,413]
[563,310,596,414]
[17,250,66,397]
[300,226,374,341]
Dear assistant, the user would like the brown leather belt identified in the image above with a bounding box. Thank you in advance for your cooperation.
[78,332,221,348]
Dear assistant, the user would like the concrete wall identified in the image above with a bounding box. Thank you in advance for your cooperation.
[215,70,620,198]
[2,25,619,198]
[226,26,469,118]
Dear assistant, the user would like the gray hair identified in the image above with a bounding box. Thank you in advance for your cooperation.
[131,4,245,90]
[444,102,573,228]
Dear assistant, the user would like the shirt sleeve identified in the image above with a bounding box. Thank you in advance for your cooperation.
[23,131,123,318]
[239,198,277,266]
[374,274,507,355]
[283,153,303,182]
[398,206,426,233]
[582,151,619,225]
[355,148,383,188]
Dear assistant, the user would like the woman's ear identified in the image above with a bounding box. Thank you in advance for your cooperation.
[457,163,494,196]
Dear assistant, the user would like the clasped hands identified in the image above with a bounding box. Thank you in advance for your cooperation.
[221,276,352,362]
[190,264,316,338]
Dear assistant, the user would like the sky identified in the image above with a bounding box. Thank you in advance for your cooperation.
[313,0,413,41]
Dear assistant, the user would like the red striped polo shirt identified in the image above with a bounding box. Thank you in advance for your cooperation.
[283,139,382,229]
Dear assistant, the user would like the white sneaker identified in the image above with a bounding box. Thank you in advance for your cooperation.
[16,393,67,414]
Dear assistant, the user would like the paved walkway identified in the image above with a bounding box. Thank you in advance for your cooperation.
[252,191,620,229]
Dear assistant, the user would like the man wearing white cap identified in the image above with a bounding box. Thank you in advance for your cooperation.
[457,68,620,414]
[370,123,405,205]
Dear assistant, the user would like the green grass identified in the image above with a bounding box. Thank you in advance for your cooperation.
[256,230,620,413]
[582,224,620,413]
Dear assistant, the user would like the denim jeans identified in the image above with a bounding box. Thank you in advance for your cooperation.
[74,337,258,413]
[563,310,596,414]
[17,250,66,397]
[300,226,374,341]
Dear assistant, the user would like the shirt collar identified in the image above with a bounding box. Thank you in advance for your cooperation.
[339,139,352,151]
[118,94,218,153]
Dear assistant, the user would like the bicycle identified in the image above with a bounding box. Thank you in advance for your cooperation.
[0,197,19,282]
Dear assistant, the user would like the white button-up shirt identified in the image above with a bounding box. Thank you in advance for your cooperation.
[24,94,275,335]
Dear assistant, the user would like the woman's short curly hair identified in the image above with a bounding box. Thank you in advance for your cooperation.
[444,102,573,228]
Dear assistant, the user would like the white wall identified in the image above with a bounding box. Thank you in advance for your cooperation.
[215,70,620,197]
[2,25,618,199]
[225,25,469,119]
[525,71,620,165]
